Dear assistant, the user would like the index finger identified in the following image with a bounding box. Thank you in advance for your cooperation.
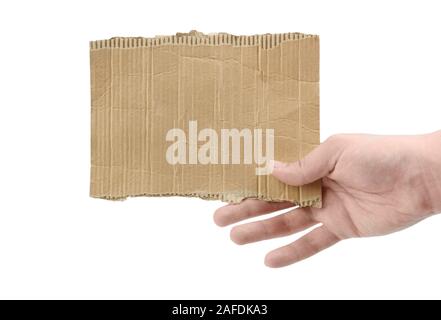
[213,199,294,227]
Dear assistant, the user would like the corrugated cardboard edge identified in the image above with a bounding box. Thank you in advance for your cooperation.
[90,31,322,208]
[91,192,321,208]
[90,31,318,50]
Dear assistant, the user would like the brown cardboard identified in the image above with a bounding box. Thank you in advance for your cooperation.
[90,31,321,207]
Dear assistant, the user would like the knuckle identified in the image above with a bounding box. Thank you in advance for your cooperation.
[294,159,308,185]
[325,134,342,144]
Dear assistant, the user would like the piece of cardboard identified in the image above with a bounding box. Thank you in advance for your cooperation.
[90,31,321,207]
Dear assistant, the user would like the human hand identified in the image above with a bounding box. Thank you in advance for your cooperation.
[214,132,441,267]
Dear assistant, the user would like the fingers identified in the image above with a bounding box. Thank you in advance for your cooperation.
[230,207,317,245]
[271,136,343,186]
[264,226,340,268]
[213,199,294,227]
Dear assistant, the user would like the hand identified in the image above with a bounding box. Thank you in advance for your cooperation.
[213,132,441,267]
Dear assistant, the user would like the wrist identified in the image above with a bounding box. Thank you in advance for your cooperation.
[419,131,441,215]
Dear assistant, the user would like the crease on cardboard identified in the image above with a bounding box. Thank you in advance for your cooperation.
[90,31,322,208]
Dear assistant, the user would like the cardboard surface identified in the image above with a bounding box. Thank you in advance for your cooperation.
[90,31,321,207]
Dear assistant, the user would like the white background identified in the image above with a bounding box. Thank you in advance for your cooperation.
[0,0,440,299]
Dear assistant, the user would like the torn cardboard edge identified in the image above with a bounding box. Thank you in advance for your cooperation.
[97,192,321,208]
[90,31,317,50]
[90,31,321,208]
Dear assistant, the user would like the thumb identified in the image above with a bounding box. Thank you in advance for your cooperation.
[271,136,343,186]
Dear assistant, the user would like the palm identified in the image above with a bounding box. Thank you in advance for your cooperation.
[317,135,426,238]
[316,177,420,239]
